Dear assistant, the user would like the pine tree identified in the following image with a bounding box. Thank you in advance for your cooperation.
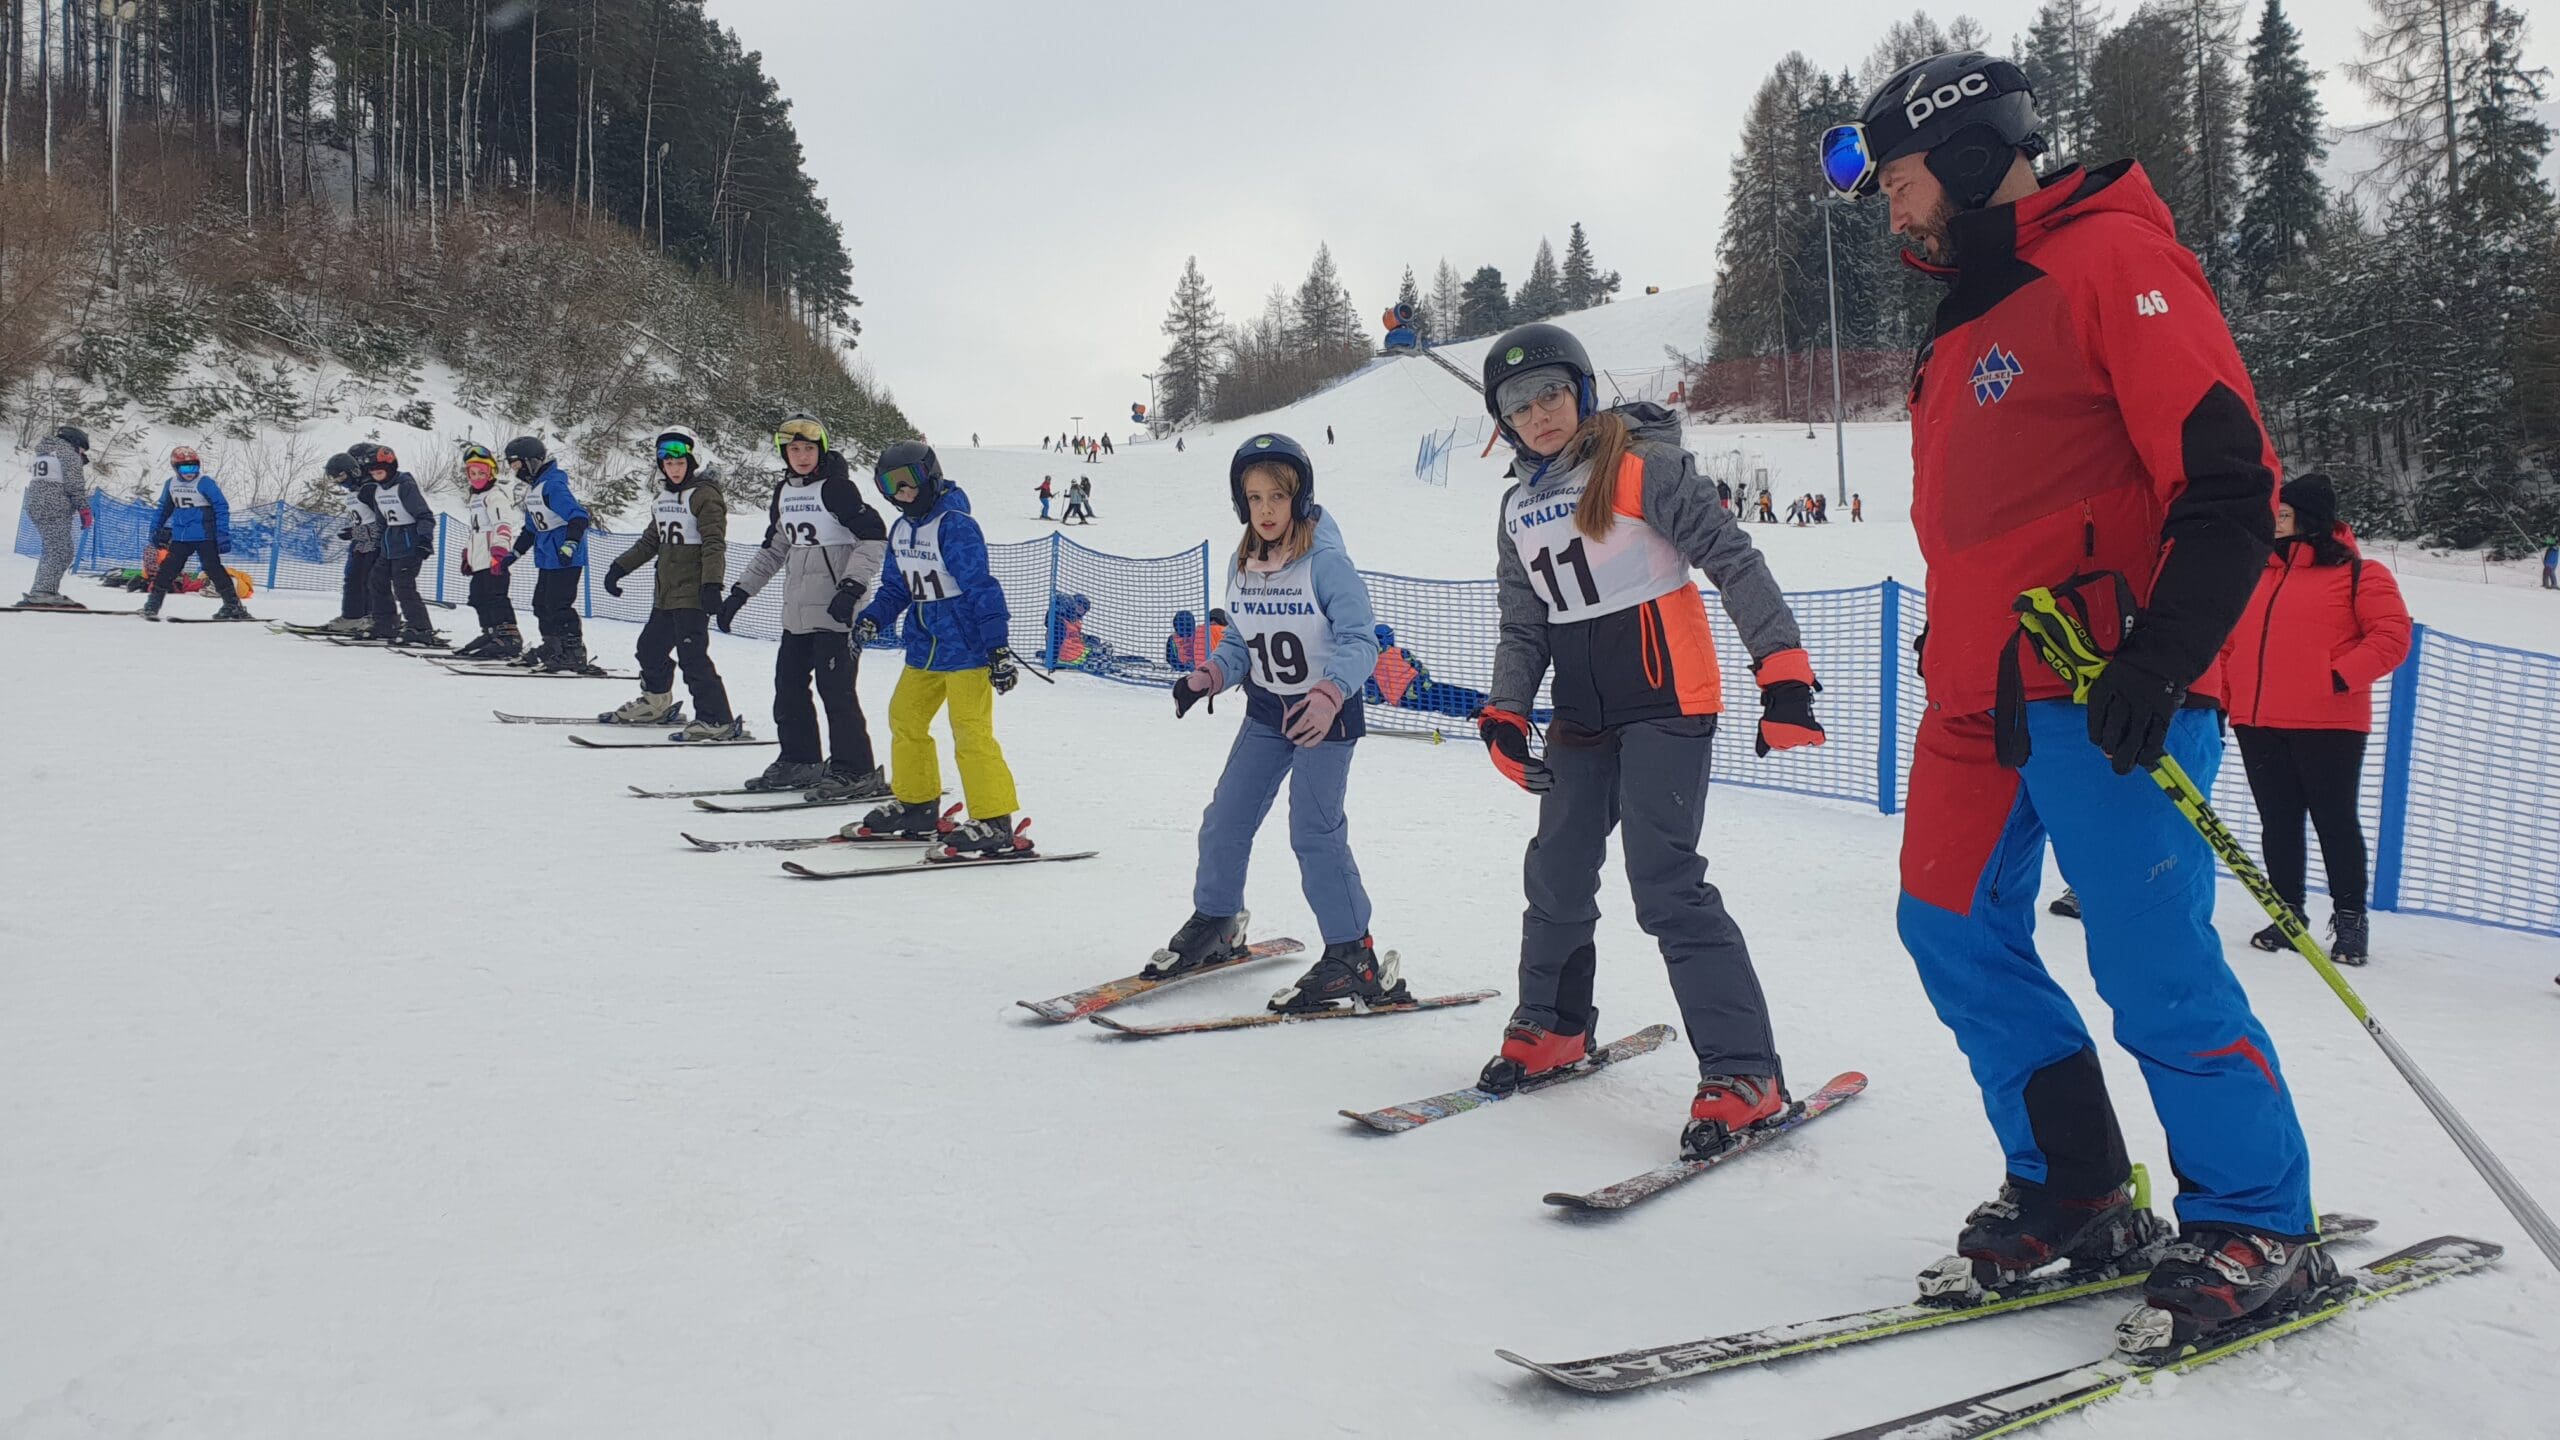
[1291,242,1365,369]
[2235,0,2325,296]
[1709,55,1824,364]
[2346,0,2492,202]
[1514,238,1566,321]
[2023,0,2116,161]
[1392,258,1433,335]
[1458,266,1510,338]
[1561,223,1598,310]
[2089,7,2193,193]
[1428,259,1464,344]
[1156,255,1225,426]
[2180,0,2246,286]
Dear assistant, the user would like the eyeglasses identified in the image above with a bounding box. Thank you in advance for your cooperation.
[875,463,929,500]
[1501,379,1575,425]
[658,439,695,460]
[1820,123,1877,198]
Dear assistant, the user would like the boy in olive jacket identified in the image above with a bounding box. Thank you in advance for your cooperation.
[602,427,741,739]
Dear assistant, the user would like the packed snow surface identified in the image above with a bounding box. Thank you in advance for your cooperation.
[6,284,2558,1436]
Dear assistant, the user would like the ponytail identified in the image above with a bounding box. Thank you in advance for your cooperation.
[1568,410,1636,541]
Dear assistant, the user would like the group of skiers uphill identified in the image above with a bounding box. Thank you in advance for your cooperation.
[1156,46,2388,1370]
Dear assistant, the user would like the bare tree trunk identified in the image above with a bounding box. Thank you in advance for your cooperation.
[526,0,539,218]
[245,0,261,229]
[41,0,53,181]
[2436,0,2459,200]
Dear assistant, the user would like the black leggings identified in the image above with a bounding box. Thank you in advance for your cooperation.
[467,566,517,630]
[773,629,872,768]
[370,555,431,635]
[639,607,733,723]
[2235,725,2370,913]
[531,567,584,647]
[149,540,238,600]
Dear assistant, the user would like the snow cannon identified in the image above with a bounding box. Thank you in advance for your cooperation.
[1381,302,1419,352]
[1131,402,1148,425]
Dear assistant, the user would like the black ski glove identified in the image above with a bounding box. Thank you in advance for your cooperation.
[602,569,625,599]
[715,585,750,634]
[826,578,867,626]
[2084,655,2186,776]
[415,532,432,560]
[153,526,173,546]
[988,647,1020,695]
[699,583,722,614]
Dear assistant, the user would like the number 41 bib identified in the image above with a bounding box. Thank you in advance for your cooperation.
[1502,461,1689,621]
[1225,557,1331,696]
[890,512,965,603]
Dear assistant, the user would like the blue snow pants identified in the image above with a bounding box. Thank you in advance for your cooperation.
[1897,700,2315,1238]
[1192,718,1371,944]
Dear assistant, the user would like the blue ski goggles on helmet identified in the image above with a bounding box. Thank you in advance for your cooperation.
[174,463,202,476]
[656,438,694,460]
[875,462,931,500]
[1820,123,1878,199]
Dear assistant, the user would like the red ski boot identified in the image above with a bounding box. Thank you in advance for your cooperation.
[1477,1020,1593,1095]
[1680,1075,1788,1160]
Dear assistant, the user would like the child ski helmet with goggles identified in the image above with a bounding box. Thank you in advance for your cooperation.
[1481,322,1597,447]
[1820,51,2045,210]
[653,427,702,481]
[460,442,499,486]
[364,445,400,475]
[874,440,944,516]
[1227,433,1314,523]
[502,436,549,473]
[170,446,203,470]
[773,412,829,456]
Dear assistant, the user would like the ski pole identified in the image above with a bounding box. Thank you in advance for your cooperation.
[2014,587,2560,1273]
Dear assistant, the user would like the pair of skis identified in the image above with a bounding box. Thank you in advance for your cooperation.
[2,603,139,616]
[564,732,772,749]
[1500,1229,2500,1440]
[1013,937,1491,1035]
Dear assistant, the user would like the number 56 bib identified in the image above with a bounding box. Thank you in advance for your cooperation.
[1502,459,1690,622]
[1226,557,1331,697]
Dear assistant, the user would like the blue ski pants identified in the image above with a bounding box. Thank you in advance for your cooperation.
[1192,718,1371,944]
[1898,701,2315,1237]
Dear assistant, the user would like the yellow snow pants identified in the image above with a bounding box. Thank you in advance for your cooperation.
[888,665,1019,818]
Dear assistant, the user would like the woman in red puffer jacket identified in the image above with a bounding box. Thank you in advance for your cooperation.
[2217,473,2412,964]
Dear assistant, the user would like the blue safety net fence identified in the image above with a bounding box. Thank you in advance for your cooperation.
[24,492,2557,937]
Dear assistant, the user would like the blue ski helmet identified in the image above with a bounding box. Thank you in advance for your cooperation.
[1229,433,1314,523]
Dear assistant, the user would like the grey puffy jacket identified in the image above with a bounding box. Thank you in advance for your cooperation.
[733,450,889,634]
[23,436,88,521]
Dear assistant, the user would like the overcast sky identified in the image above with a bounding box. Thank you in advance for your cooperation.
[720,0,2548,445]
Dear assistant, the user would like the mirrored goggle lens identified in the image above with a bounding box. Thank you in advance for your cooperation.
[1502,380,1573,424]
[1821,124,1875,197]
[775,422,824,449]
[657,439,694,459]
[175,463,201,474]
[876,463,928,499]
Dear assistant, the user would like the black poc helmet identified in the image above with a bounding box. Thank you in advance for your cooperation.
[54,424,91,453]
[1482,322,1597,437]
[874,440,944,514]
[1831,51,2045,210]
[503,435,549,470]
[1228,432,1314,523]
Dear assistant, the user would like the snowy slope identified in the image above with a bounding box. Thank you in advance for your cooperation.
[2,554,2555,1438]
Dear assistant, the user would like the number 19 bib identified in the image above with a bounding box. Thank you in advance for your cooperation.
[1226,557,1331,697]
[890,512,963,602]
[1502,462,1690,622]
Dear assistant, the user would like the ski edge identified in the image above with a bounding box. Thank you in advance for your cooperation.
[1540,1071,1869,1211]
[1013,938,1310,1023]
[1337,1022,1681,1133]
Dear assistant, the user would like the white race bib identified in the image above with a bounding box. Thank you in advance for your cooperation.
[1225,558,1332,697]
[373,483,416,526]
[774,482,856,547]
[1502,463,1690,622]
[467,490,508,536]
[652,489,702,545]
[168,474,206,509]
[523,485,565,533]
[31,455,60,487]
[890,512,963,602]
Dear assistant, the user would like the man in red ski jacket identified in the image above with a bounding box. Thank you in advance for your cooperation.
[1824,50,2321,1355]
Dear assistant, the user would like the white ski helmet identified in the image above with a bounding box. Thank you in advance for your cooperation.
[653,426,703,480]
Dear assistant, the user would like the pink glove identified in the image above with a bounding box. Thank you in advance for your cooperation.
[1282,680,1346,746]
[77,508,93,530]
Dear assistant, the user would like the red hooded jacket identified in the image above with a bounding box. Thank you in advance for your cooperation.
[2217,527,2412,731]
[1908,161,2280,719]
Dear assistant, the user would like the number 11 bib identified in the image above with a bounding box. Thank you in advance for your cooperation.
[1502,460,1689,622]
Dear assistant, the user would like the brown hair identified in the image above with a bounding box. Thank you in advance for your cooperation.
[1564,410,1636,541]
[1235,460,1317,566]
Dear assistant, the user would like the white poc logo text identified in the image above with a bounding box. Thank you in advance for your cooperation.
[1905,71,1991,127]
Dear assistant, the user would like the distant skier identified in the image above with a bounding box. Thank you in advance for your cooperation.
[2544,539,2557,589]
[2219,473,2411,965]
[327,450,382,634]
[1716,478,1733,512]
[1176,437,1186,453]
[16,424,92,609]
[1037,475,1055,520]
[1099,433,1113,456]
[719,412,890,795]
[972,433,980,447]
[1829,49,2323,1352]
[452,443,524,659]
[362,445,439,645]
[505,436,598,673]
[1851,492,1864,522]
[1758,491,1777,523]
[1326,425,1335,445]
[1063,477,1093,525]
[1474,320,1824,1159]
[142,447,252,620]
[852,443,1032,857]
[1156,431,1397,1010]
[603,427,743,740]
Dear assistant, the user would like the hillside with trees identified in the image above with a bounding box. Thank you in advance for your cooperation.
[1701,0,2558,553]
[0,0,911,517]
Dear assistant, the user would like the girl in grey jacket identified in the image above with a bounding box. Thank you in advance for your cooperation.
[17,426,92,607]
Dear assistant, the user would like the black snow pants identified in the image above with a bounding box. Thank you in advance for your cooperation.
[340,548,377,619]
[774,629,872,770]
[530,566,584,651]
[149,540,239,601]
[640,607,733,724]
[370,555,431,636]
[1515,713,1781,1082]
[467,566,517,631]
[2235,725,2371,914]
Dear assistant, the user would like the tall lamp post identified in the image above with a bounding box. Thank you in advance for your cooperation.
[1140,372,1158,436]
[1816,193,1850,506]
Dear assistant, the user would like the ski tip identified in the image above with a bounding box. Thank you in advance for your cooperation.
[780,861,819,878]
[680,833,716,850]
[691,799,720,812]
[1085,1014,1137,1035]
[1014,999,1069,1021]
[1540,1192,1602,1211]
